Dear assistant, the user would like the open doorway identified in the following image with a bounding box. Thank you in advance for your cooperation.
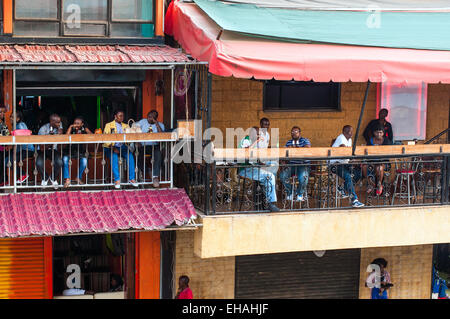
[53,233,135,299]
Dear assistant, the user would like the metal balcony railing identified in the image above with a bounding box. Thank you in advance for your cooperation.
[0,132,176,192]
[182,145,450,214]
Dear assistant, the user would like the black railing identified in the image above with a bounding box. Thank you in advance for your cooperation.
[184,154,450,214]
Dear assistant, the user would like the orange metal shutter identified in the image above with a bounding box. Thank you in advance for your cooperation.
[135,232,161,299]
[0,237,52,299]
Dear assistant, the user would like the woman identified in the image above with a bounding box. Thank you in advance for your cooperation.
[63,116,92,188]
[362,123,392,196]
[175,275,193,299]
[103,110,138,189]
[366,258,392,299]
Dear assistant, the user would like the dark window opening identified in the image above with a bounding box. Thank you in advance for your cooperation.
[263,80,341,111]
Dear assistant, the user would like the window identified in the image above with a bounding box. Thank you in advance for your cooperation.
[14,0,154,38]
[263,80,341,111]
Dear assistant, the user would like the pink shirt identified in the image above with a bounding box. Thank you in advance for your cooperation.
[177,287,193,299]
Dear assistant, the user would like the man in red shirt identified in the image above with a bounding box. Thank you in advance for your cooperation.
[175,275,193,299]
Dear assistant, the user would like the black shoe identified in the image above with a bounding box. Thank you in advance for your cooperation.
[268,203,280,212]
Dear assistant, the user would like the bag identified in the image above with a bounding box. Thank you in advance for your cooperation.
[12,129,32,136]
[125,119,142,134]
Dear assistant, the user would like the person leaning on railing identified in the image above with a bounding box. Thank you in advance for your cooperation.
[6,111,35,184]
[36,113,64,189]
[136,110,164,188]
[103,109,138,189]
[63,116,93,188]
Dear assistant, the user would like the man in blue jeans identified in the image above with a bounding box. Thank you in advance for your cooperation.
[280,126,311,202]
[331,125,364,208]
[103,110,138,189]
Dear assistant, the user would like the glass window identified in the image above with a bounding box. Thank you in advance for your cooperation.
[63,0,108,22]
[15,0,58,19]
[263,81,341,111]
[14,21,59,37]
[110,23,154,37]
[64,23,107,37]
[112,0,153,22]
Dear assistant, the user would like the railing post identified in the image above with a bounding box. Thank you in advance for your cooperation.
[442,155,450,204]
[211,160,216,215]
[204,162,210,214]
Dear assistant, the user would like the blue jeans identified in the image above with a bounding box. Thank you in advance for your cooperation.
[239,166,277,203]
[371,287,388,299]
[104,146,136,183]
[280,165,310,197]
[335,164,362,201]
[63,156,87,180]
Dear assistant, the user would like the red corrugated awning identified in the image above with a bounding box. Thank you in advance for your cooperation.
[0,44,194,65]
[0,189,197,238]
[168,1,450,83]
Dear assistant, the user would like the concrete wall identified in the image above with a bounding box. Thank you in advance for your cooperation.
[359,245,433,299]
[211,76,450,147]
[174,230,235,299]
[194,206,449,259]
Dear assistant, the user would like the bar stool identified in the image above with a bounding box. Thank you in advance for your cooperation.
[391,158,419,205]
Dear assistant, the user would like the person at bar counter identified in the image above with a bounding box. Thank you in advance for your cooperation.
[362,123,393,196]
[280,126,311,202]
[238,126,280,212]
[331,125,364,208]
[103,110,138,189]
[136,110,164,188]
[0,105,10,187]
[63,116,93,188]
[363,108,394,145]
[36,113,64,189]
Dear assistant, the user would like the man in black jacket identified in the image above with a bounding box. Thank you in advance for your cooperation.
[363,108,394,144]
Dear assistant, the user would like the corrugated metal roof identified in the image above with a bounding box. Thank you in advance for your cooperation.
[0,189,197,238]
[0,44,192,65]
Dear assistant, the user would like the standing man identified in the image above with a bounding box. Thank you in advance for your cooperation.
[363,108,394,145]
[36,113,64,188]
[280,126,311,202]
[332,125,364,208]
[103,110,138,189]
[136,110,164,188]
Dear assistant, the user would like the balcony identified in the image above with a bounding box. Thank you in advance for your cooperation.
[183,145,450,258]
[0,132,176,192]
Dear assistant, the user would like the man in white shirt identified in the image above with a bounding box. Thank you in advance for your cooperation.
[332,125,364,208]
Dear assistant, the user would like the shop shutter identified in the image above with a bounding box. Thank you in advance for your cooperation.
[235,249,361,299]
[0,238,52,299]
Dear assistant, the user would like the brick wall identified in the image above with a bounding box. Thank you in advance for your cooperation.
[359,244,433,299]
[211,76,450,147]
[174,230,235,299]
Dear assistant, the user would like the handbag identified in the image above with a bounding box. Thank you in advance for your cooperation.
[125,119,142,134]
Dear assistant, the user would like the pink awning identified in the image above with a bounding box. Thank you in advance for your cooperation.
[0,189,197,238]
[168,1,450,83]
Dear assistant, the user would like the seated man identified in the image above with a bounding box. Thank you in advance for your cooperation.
[331,125,364,208]
[103,110,138,189]
[280,126,310,202]
[136,110,164,188]
[36,114,64,188]
[238,127,279,212]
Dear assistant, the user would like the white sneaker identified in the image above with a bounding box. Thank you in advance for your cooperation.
[286,194,293,201]
[296,194,305,202]
[51,180,59,189]
[130,180,139,188]
[114,182,121,189]
[41,180,48,187]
